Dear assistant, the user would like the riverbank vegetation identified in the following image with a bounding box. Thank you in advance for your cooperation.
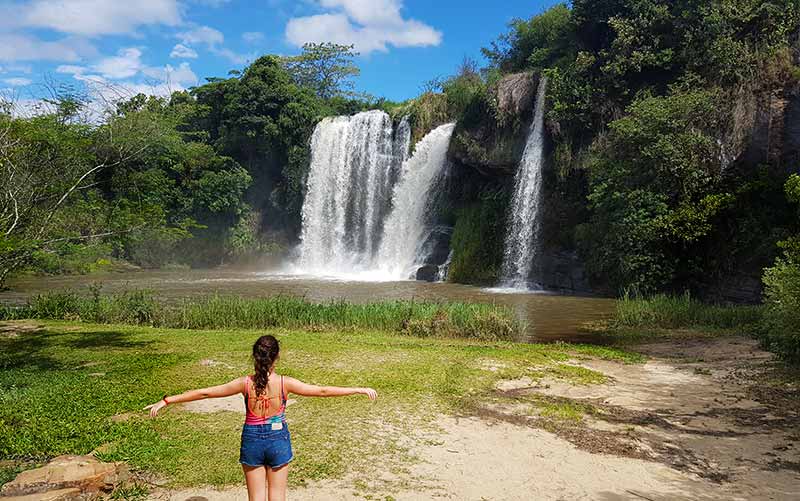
[0,320,636,490]
[0,291,523,341]
[610,291,800,363]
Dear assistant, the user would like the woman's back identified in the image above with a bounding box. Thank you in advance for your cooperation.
[243,374,286,426]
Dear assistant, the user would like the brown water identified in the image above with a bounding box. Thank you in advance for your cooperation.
[0,269,615,343]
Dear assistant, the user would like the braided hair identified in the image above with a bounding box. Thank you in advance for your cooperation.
[252,335,280,397]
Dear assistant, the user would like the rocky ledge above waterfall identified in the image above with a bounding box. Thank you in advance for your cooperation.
[447,72,541,176]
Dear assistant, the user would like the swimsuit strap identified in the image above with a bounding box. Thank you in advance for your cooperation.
[281,375,286,405]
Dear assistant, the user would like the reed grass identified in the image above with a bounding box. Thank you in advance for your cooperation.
[0,290,523,341]
[612,292,763,333]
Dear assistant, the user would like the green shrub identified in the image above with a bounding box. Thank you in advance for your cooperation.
[407,92,450,146]
[760,253,800,362]
[28,243,115,276]
[758,175,800,362]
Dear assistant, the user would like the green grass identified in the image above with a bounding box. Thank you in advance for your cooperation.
[0,320,636,488]
[538,400,588,423]
[538,364,608,385]
[612,293,763,334]
[0,291,524,341]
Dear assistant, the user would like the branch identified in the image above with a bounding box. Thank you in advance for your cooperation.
[42,225,145,245]
[35,139,152,239]
[4,189,18,236]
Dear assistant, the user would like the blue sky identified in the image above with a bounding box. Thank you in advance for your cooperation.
[0,0,563,107]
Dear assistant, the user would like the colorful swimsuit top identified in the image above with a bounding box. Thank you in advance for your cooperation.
[243,374,287,425]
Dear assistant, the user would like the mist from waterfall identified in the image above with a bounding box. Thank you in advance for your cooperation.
[295,112,452,281]
[375,123,456,279]
[499,77,548,290]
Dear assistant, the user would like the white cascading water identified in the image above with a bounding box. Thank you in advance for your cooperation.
[394,116,412,163]
[436,249,454,282]
[296,111,452,281]
[374,123,456,279]
[499,77,548,289]
[296,110,397,274]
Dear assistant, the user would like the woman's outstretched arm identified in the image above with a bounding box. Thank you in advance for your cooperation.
[144,376,247,417]
[284,376,377,400]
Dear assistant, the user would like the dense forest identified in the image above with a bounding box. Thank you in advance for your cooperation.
[1,1,799,357]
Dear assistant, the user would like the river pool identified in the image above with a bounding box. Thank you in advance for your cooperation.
[0,269,615,343]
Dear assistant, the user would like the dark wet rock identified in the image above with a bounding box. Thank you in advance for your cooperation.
[416,265,440,282]
[535,250,594,294]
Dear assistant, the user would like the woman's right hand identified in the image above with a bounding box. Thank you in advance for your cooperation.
[360,388,378,400]
[144,399,167,417]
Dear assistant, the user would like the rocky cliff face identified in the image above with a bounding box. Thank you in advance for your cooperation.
[702,62,800,302]
[447,73,540,175]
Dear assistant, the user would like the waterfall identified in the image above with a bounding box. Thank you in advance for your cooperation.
[374,123,456,279]
[499,77,548,289]
[296,110,397,274]
[296,112,451,281]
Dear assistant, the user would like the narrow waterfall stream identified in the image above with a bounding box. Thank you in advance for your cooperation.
[296,112,452,280]
[499,77,548,290]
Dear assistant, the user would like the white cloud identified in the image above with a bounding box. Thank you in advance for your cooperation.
[0,64,33,74]
[3,77,33,86]
[213,47,251,65]
[242,32,265,44]
[92,48,143,79]
[170,44,198,59]
[285,0,441,54]
[20,0,182,36]
[0,33,94,62]
[56,64,86,75]
[58,46,198,101]
[165,62,198,86]
[142,62,198,87]
[319,0,403,26]
[176,25,249,64]
[177,26,225,47]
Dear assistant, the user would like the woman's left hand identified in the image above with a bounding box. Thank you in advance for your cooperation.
[144,400,167,418]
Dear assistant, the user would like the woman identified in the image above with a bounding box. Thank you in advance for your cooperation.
[145,334,378,501]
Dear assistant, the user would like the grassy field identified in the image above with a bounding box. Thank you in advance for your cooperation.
[0,320,640,491]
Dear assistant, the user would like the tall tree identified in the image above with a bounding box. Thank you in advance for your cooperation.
[282,43,361,100]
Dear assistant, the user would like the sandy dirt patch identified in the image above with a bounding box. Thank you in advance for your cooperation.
[160,415,728,501]
[490,337,800,500]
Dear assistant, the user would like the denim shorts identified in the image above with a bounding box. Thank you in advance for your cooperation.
[239,423,294,469]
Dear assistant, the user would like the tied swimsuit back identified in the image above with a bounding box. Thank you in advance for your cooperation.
[239,374,294,469]
[244,374,287,425]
